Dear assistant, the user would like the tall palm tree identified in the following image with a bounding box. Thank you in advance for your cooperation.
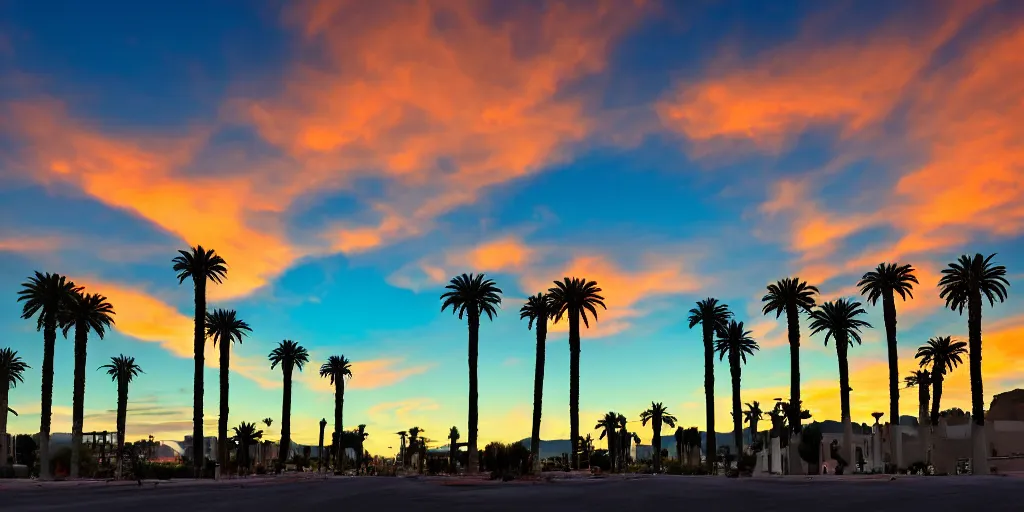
[858,262,917,469]
[17,271,78,480]
[743,401,764,446]
[60,290,116,478]
[268,340,308,471]
[596,412,618,471]
[447,426,460,473]
[99,354,143,480]
[205,308,251,470]
[440,273,502,474]
[520,292,553,474]
[916,336,967,427]
[808,299,871,466]
[172,245,228,472]
[232,421,263,475]
[905,369,932,462]
[715,320,759,457]
[548,277,605,469]
[938,253,1008,474]
[0,348,29,469]
[761,278,817,474]
[640,402,677,472]
[395,431,407,468]
[319,355,352,471]
[688,297,732,470]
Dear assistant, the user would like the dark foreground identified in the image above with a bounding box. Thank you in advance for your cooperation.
[3,475,1023,511]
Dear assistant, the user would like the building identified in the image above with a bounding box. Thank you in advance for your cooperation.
[181,436,218,462]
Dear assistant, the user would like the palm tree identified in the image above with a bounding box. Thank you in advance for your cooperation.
[548,277,605,469]
[640,402,677,472]
[684,426,701,467]
[616,413,629,471]
[762,278,817,474]
[205,308,251,471]
[408,426,423,469]
[99,355,143,480]
[938,253,1009,474]
[715,320,759,457]
[596,412,619,471]
[916,336,967,427]
[17,271,78,480]
[355,424,368,472]
[447,426,460,473]
[673,426,684,463]
[261,417,273,466]
[319,355,352,470]
[0,348,29,469]
[744,401,764,447]
[232,421,263,474]
[395,431,408,468]
[268,340,309,471]
[688,297,732,470]
[808,299,872,466]
[905,369,932,462]
[172,245,228,473]
[440,273,502,474]
[520,292,553,474]
[59,290,116,478]
[858,262,917,469]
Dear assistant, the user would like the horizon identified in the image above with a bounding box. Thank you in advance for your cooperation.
[1,0,1023,458]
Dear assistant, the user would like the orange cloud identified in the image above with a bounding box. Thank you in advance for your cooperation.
[299,358,433,394]
[0,234,63,253]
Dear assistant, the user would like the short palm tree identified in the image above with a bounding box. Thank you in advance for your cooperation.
[0,348,29,469]
[938,253,1008,474]
[17,271,79,480]
[684,426,701,467]
[319,355,352,470]
[173,245,227,472]
[60,290,116,478]
[715,320,759,457]
[640,402,677,472]
[858,262,917,469]
[232,421,263,474]
[268,340,309,471]
[808,298,871,466]
[447,426,460,473]
[355,424,368,471]
[905,369,932,462]
[688,297,732,470]
[549,277,606,469]
[520,292,553,474]
[744,401,764,445]
[673,426,685,463]
[616,413,629,471]
[396,431,408,467]
[99,355,143,480]
[596,412,619,471]
[407,426,423,468]
[916,336,967,427]
[205,308,251,470]
[762,277,817,474]
[440,273,502,474]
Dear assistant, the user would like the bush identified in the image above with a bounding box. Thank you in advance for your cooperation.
[255,464,267,475]
[481,442,530,477]
[798,422,823,475]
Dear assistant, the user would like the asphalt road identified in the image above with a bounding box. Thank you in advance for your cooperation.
[3,475,1022,511]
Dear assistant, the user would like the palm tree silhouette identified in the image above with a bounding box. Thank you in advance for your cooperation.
[395,431,408,467]
[58,290,116,478]
[684,426,701,466]
[447,426,460,473]
[809,298,871,466]
[916,336,967,427]
[673,426,684,463]
[640,402,677,472]
[205,308,251,471]
[268,340,308,471]
[17,271,78,480]
[761,277,817,474]
[0,348,29,470]
[688,297,732,471]
[261,418,273,466]
[172,245,227,474]
[355,424,368,472]
[938,253,1008,474]
[905,369,932,462]
[99,354,143,480]
[715,320,759,458]
[743,401,764,446]
[616,413,629,471]
[407,426,423,469]
[440,273,502,474]
[232,421,263,475]
[319,355,352,470]
[595,412,619,471]
[520,292,553,474]
[549,277,605,469]
[858,262,917,469]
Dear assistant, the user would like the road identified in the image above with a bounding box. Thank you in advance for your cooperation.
[3,475,1022,511]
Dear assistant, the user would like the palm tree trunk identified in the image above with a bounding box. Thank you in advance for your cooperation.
[731,354,743,459]
[0,385,9,469]
[930,370,943,427]
[785,303,802,475]
[192,278,206,476]
[69,322,90,478]
[881,292,902,470]
[334,379,343,471]
[339,380,346,471]
[837,336,855,468]
[702,322,716,472]
[921,382,932,464]
[116,381,127,480]
[39,316,57,480]
[967,290,988,474]
[218,339,230,472]
[653,418,662,472]
[607,428,615,471]
[280,366,293,472]
[467,309,480,474]
[530,320,547,474]
[569,311,581,470]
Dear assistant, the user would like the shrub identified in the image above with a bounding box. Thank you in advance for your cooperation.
[481,442,530,478]
[798,422,823,474]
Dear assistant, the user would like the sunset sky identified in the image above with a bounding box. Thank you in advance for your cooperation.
[1,0,1022,456]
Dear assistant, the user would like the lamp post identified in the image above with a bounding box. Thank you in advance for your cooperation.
[318,419,327,473]
[871,412,884,473]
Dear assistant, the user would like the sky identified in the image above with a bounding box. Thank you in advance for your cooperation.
[1,0,1023,456]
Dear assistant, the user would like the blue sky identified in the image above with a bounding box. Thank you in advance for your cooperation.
[1,0,1022,454]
